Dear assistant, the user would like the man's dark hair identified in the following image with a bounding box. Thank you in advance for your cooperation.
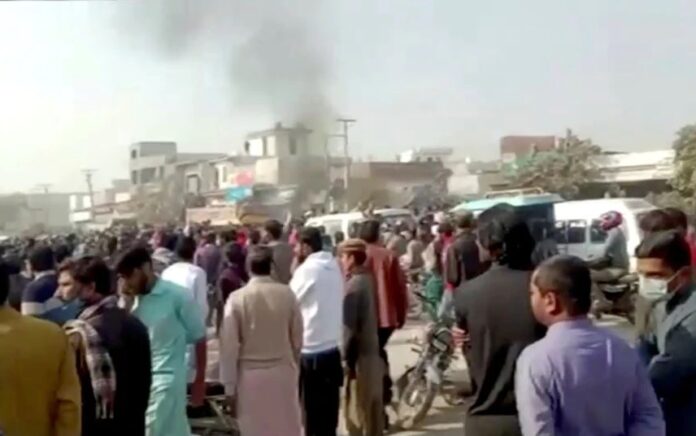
[247,245,273,276]
[116,246,152,276]
[663,207,688,231]
[54,244,72,265]
[300,227,324,253]
[534,255,592,316]
[359,220,381,244]
[477,204,535,269]
[175,236,197,262]
[636,230,691,271]
[264,219,284,241]
[455,212,475,230]
[334,231,345,245]
[223,229,238,243]
[437,221,454,237]
[204,232,217,244]
[29,246,55,273]
[71,256,113,296]
[106,236,118,255]
[225,242,246,267]
[639,209,676,234]
[249,229,261,245]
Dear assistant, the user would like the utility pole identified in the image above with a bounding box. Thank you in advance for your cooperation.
[335,118,356,202]
[82,169,96,213]
[36,184,51,227]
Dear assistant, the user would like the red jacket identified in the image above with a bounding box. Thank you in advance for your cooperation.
[365,243,408,329]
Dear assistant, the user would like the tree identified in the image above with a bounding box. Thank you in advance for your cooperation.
[505,129,602,199]
[671,124,696,196]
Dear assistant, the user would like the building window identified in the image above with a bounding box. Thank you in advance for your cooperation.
[289,137,298,155]
[131,150,137,159]
[131,170,138,185]
[141,168,156,184]
[244,141,250,154]
[262,137,268,156]
[186,174,201,194]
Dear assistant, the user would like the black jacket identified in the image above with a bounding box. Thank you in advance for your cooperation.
[454,264,546,436]
[445,232,484,288]
[80,305,152,436]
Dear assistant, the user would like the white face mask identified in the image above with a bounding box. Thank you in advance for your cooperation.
[638,276,669,300]
[639,271,680,301]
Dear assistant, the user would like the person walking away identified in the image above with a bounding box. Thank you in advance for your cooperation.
[359,219,408,425]
[515,255,664,435]
[453,204,547,436]
[262,219,294,284]
[290,227,344,436]
[22,245,61,317]
[636,230,696,435]
[218,241,247,304]
[116,247,207,436]
[195,232,223,326]
[151,230,177,276]
[444,213,484,321]
[386,222,408,257]
[62,256,152,436]
[339,239,384,436]
[162,236,210,385]
[219,246,304,436]
[0,264,81,436]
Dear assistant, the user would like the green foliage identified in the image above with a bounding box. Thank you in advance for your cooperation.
[505,129,602,199]
[671,124,696,196]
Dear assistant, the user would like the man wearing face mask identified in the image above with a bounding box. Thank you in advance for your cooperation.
[636,230,696,435]
[62,256,152,436]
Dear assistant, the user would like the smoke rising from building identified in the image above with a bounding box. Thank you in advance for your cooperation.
[117,0,335,132]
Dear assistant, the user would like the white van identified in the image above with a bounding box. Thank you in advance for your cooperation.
[554,198,656,270]
[305,208,415,239]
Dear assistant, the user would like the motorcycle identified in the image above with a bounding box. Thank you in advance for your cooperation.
[592,273,638,324]
[394,302,460,429]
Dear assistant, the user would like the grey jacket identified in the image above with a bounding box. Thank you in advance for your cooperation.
[642,286,696,435]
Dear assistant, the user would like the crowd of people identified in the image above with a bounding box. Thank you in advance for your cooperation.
[1,203,696,436]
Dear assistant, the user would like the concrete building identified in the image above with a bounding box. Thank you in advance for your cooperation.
[581,149,675,198]
[500,135,556,163]
[447,159,507,196]
[0,192,88,235]
[397,147,453,163]
[128,141,225,191]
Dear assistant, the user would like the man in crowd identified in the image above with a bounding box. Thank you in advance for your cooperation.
[151,230,176,275]
[161,236,209,384]
[360,219,408,425]
[22,245,60,316]
[290,227,344,436]
[516,255,664,435]
[444,212,483,320]
[195,231,222,287]
[454,204,546,436]
[263,219,294,284]
[339,239,383,436]
[0,262,81,435]
[219,246,304,436]
[62,256,152,436]
[636,230,696,435]
[116,246,207,436]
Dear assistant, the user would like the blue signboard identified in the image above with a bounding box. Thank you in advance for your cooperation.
[225,186,253,203]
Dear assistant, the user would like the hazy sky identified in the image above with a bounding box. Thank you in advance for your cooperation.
[1,0,696,193]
